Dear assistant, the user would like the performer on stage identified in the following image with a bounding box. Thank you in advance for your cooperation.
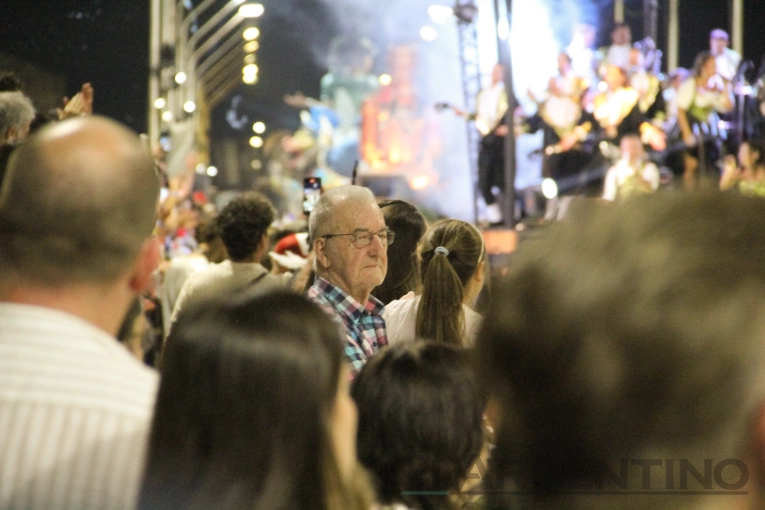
[674,51,734,187]
[600,24,633,73]
[453,64,508,224]
[602,133,660,201]
[710,29,741,83]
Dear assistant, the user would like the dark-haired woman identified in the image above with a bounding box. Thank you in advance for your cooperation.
[138,290,372,510]
[371,199,427,305]
[352,342,486,510]
[383,219,485,346]
[720,139,765,196]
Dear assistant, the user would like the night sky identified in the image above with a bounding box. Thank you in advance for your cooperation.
[1,0,763,136]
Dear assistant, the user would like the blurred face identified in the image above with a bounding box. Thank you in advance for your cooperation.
[491,64,504,85]
[316,199,388,303]
[710,36,728,56]
[331,367,358,482]
[701,57,717,79]
[605,66,627,91]
[621,136,643,161]
[557,54,571,74]
[612,26,631,45]
[738,143,760,168]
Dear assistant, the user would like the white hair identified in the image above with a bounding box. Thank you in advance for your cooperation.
[0,91,35,138]
[308,185,376,242]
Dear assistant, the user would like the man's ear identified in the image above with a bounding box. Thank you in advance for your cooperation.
[128,237,162,294]
[314,238,330,270]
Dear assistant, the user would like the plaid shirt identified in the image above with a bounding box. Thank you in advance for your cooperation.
[307,276,388,378]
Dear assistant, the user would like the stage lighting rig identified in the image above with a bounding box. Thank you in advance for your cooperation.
[452,0,478,24]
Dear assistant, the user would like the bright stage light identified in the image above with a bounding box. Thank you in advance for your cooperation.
[598,81,608,92]
[411,175,431,190]
[174,72,187,85]
[183,101,196,113]
[161,111,173,122]
[249,136,264,148]
[153,97,166,109]
[239,3,264,18]
[244,54,257,65]
[252,121,266,133]
[497,17,510,40]
[206,166,218,177]
[244,41,260,53]
[243,74,258,84]
[428,5,453,24]
[243,27,260,40]
[541,178,558,199]
[420,26,437,42]
[243,64,259,75]
[379,74,392,86]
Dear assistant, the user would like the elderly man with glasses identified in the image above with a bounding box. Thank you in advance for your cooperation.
[307,185,393,378]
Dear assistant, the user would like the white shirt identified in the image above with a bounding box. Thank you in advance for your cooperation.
[382,292,482,346]
[158,254,209,338]
[606,44,632,69]
[0,303,158,510]
[602,158,660,201]
[476,82,506,136]
[715,48,742,82]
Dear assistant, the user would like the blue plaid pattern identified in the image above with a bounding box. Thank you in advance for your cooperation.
[307,276,388,378]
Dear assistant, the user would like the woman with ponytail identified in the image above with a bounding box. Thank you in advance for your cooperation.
[383,219,485,346]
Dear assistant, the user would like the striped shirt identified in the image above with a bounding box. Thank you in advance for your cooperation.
[307,276,388,378]
[0,303,158,510]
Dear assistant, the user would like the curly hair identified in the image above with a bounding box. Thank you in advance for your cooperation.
[216,192,275,261]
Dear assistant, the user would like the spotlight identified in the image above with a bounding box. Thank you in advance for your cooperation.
[174,72,187,85]
[183,101,196,113]
[239,3,264,18]
[541,178,558,199]
[243,74,258,84]
[243,64,259,75]
[249,136,263,148]
[243,27,260,40]
[252,121,266,134]
[379,74,392,86]
[420,26,437,41]
[153,97,166,109]
[428,5,453,24]
[206,166,218,177]
[244,41,259,53]
[161,110,173,122]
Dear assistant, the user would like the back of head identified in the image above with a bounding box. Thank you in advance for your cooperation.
[477,193,765,504]
[372,199,427,304]
[308,184,376,242]
[417,219,484,345]
[0,91,35,142]
[351,342,485,510]
[0,116,159,287]
[140,289,356,509]
[216,192,275,262]
[693,50,714,77]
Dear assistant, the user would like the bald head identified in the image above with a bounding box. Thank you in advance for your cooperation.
[0,116,159,286]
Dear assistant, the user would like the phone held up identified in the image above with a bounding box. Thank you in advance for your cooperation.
[303,177,322,217]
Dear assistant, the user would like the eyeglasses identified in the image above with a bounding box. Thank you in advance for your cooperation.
[322,228,395,248]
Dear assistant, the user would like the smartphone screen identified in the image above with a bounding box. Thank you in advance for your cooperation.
[303,177,322,216]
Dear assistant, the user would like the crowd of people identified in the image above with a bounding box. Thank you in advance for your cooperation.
[4,25,765,510]
[515,25,765,203]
